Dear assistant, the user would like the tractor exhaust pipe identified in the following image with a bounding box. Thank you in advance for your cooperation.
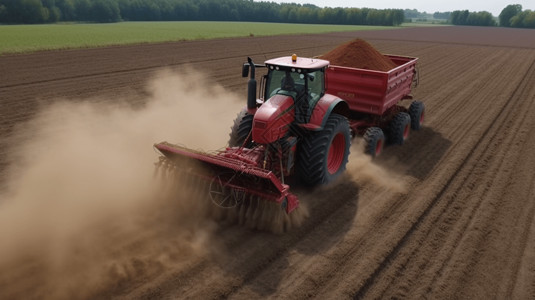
[245,57,257,112]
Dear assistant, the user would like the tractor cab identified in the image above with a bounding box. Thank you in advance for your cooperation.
[262,55,329,123]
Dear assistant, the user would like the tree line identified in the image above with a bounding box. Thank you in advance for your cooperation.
[499,4,535,28]
[449,5,535,28]
[408,4,535,28]
[2,1,533,29]
[449,10,496,26]
[0,0,404,26]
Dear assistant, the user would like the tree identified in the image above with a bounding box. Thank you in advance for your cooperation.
[404,9,419,19]
[391,9,405,25]
[1,0,50,23]
[48,5,61,22]
[75,0,92,21]
[523,10,535,28]
[510,10,535,28]
[56,0,76,21]
[450,10,466,25]
[450,10,495,26]
[499,4,522,27]
[0,4,7,23]
[433,11,451,19]
[91,0,120,22]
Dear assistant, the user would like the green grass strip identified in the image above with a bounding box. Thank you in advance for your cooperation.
[0,21,394,54]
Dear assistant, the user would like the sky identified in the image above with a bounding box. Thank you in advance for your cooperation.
[269,1,534,17]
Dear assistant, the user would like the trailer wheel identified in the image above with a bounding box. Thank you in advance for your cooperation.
[297,113,350,186]
[409,101,425,130]
[228,110,254,147]
[389,112,411,145]
[364,127,385,157]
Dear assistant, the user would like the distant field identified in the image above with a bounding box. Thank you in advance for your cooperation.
[0,21,394,54]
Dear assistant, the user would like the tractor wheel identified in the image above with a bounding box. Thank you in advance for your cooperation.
[297,113,350,186]
[408,101,425,130]
[389,112,411,145]
[363,127,385,158]
[228,110,254,147]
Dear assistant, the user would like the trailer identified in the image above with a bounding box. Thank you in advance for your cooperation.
[325,55,423,155]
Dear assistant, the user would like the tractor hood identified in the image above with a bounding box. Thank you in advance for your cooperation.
[252,94,295,144]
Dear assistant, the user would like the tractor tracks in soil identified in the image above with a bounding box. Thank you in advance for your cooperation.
[350,53,535,299]
[118,180,361,299]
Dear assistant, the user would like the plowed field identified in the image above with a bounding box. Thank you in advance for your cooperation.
[1,26,535,299]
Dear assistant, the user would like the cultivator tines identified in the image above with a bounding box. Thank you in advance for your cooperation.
[152,142,306,232]
[208,171,244,209]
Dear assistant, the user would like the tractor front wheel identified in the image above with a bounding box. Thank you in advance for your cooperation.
[297,113,350,186]
[228,110,254,148]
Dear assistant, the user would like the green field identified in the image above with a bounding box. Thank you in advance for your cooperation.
[0,21,394,54]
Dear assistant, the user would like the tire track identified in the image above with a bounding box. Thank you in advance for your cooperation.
[352,56,535,299]
[385,55,535,299]
[122,181,360,299]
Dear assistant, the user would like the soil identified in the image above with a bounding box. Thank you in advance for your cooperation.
[1,26,535,299]
[319,38,397,71]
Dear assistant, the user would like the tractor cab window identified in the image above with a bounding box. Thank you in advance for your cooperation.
[266,69,302,98]
[307,70,324,103]
[265,67,325,124]
[265,68,324,102]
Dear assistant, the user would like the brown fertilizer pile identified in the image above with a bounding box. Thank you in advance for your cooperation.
[320,39,397,71]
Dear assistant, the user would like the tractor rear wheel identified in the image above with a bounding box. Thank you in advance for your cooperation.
[297,113,350,186]
[228,110,254,147]
[364,127,385,157]
[389,112,411,145]
[409,101,425,130]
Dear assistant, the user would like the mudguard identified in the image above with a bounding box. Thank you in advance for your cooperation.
[299,94,349,131]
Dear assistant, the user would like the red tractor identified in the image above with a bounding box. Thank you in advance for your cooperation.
[154,52,422,227]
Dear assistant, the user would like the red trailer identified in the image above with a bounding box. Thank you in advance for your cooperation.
[326,55,418,116]
[325,55,423,155]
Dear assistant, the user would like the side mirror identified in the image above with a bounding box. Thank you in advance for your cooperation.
[242,64,249,78]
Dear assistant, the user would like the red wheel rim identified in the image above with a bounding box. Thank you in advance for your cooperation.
[327,133,345,174]
[375,139,383,156]
[403,123,410,139]
[420,111,425,124]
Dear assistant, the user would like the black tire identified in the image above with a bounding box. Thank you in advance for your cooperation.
[408,101,425,130]
[297,113,351,186]
[228,110,254,147]
[389,112,411,145]
[363,127,385,158]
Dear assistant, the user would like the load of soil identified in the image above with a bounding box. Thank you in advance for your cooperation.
[319,39,397,71]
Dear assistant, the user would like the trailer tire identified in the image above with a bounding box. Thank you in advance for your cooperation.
[228,110,254,147]
[389,112,411,145]
[364,127,385,157]
[297,113,350,186]
[409,101,425,130]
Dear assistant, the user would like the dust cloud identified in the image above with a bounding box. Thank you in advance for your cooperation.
[0,69,243,299]
[346,140,407,193]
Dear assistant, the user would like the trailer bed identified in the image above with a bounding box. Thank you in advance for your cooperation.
[325,55,418,116]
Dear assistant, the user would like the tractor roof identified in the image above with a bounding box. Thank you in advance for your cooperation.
[264,56,329,70]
